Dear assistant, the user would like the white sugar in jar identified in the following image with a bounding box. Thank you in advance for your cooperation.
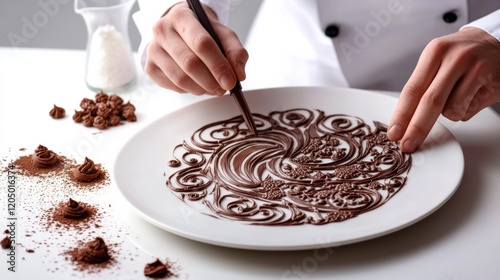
[75,0,137,93]
[86,25,136,92]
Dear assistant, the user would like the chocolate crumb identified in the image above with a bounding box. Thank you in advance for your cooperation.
[1,236,11,249]
[26,249,35,253]
[144,258,169,278]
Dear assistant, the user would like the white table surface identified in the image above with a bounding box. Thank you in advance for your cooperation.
[1,47,500,280]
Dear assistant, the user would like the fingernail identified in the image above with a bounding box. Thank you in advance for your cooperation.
[388,124,403,140]
[402,138,419,153]
[219,72,235,90]
[215,88,226,96]
[237,62,246,80]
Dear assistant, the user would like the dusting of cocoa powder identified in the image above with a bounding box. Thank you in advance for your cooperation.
[2,147,183,278]
[12,145,109,189]
[144,258,181,279]
[66,237,116,273]
[13,145,66,176]
[45,198,99,232]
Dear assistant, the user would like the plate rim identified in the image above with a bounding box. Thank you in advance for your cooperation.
[113,86,464,251]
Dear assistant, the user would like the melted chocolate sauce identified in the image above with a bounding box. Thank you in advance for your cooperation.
[167,109,412,226]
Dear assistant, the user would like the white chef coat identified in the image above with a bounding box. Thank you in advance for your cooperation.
[133,0,500,92]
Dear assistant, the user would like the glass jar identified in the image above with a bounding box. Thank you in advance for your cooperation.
[75,0,137,92]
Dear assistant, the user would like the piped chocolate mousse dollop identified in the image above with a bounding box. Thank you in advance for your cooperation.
[32,145,59,168]
[49,104,65,119]
[77,237,110,264]
[70,91,136,129]
[73,157,102,182]
[144,259,169,278]
[62,198,89,219]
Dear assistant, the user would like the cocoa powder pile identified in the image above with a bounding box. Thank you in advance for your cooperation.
[64,237,121,274]
[144,258,179,279]
[2,146,182,278]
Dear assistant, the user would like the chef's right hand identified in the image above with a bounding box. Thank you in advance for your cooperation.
[144,2,248,96]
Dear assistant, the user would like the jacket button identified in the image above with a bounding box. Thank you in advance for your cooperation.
[325,24,340,38]
[443,11,458,23]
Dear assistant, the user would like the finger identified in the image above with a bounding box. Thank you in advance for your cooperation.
[146,41,207,95]
[400,61,464,153]
[145,42,186,93]
[162,32,225,95]
[462,86,500,121]
[146,64,186,93]
[213,20,249,81]
[173,8,237,91]
[154,12,225,95]
[442,72,482,121]
[388,41,443,141]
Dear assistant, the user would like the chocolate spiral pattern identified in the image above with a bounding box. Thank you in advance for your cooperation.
[73,157,102,182]
[167,109,412,226]
[77,237,110,264]
[32,145,59,168]
[144,259,168,278]
[62,198,89,219]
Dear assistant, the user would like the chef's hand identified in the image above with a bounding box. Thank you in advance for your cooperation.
[388,27,500,153]
[144,3,248,95]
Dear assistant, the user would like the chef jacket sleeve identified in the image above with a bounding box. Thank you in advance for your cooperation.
[461,9,500,42]
[133,0,231,70]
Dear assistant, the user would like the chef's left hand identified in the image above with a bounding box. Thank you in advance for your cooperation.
[387,27,500,153]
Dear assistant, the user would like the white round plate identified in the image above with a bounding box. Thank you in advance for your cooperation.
[114,87,463,251]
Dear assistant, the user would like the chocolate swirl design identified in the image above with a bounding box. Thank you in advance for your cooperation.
[62,198,89,219]
[73,157,102,182]
[77,237,110,264]
[167,109,412,226]
[32,145,59,168]
[144,259,168,278]
[49,104,65,119]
